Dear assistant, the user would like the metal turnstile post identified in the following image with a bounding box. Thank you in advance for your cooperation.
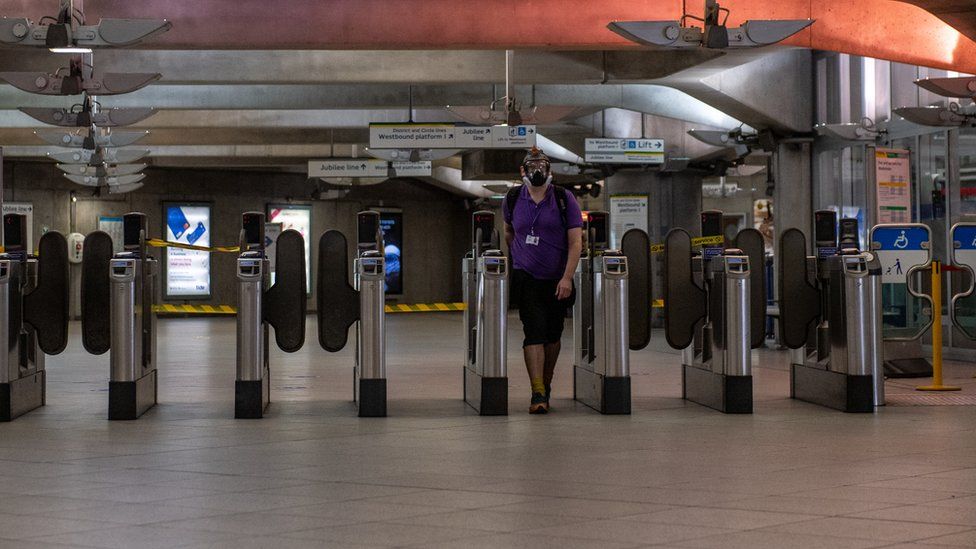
[108,255,158,420]
[464,251,508,415]
[235,255,270,418]
[575,252,631,414]
[356,250,386,417]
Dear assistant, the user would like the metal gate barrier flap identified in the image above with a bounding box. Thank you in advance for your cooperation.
[663,228,706,350]
[622,228,651,351]
[1,221,70,422]
[23,232,69,355]
[81,231,113,355]
[317,230,359,353]
[262,229,306,353]
[778,228,820,350]
[734,228,767,350]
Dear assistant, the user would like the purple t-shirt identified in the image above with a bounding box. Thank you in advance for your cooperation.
[503,185,583,280]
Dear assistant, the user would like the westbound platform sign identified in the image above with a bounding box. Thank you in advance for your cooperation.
[870,224,931,284]
[308,159,432,178]
[584,138,665,164]
[369,123,536,149]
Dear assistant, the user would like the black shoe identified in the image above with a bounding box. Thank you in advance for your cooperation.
[529,392,549,414]
[545,385,552,409]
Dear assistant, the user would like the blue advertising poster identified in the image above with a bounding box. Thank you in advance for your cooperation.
[379,212,403,295]
[164,203,211,298]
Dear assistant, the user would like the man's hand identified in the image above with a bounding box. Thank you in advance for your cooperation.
[555,276,573,300]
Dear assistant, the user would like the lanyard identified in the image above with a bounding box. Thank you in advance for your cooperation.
[527,188,551,235]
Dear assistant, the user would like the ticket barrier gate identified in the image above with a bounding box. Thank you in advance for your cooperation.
[82,212,159,420]
[235,212,306,418]
[318,211,386,417]
[0,214,69,421]
[780,210,884,413]
[663,211,765,414]
[462,211,508,415]
[950,223,976,348]
[573,211,651,415]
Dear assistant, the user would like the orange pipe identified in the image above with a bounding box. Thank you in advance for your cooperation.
[8,0,975,72]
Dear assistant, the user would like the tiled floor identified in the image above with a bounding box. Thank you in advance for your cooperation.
[1,314,975,548]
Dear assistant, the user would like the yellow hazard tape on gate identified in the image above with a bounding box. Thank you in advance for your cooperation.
[153,302,466,315]
[146,239,241,254]
[650,235,723,254]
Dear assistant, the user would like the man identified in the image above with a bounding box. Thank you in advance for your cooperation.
[503,148,583,414]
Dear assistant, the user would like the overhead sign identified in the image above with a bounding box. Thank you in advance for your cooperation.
[871,224,931,284]
[584,138,665,164]
[390,161,432,177]
[309,159,388,178]
[369,123,536,149]
[308,159,433,178]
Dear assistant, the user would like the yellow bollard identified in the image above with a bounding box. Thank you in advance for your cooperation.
[918,261,961,391]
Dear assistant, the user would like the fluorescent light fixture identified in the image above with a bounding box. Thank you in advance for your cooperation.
[48,46,91,54]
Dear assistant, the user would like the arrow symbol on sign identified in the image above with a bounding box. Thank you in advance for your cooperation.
[361,163,367,170]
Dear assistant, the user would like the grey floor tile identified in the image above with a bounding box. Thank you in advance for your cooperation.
[911,529,976,546]
[180,537,390,549]
[762,516,973,543]
[363,488,542,509]
[27,525,240,549]
[35,501,238,526]
[486,497,672,519]
[621,506,820,530]
[669,529,891,549]
[282,521,490,545]
[0,514,115,540]
[523,518,734,545]
[281,500,450,524]
[418,531,642,549]
[850,503,976,526]
[389,508,584,532]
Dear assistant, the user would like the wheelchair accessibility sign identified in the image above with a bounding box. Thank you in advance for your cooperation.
[951,223,976,274]
[870,224,931,284]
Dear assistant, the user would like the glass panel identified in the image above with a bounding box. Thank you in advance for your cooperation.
[953,129,976,341]
[881,136,938,338]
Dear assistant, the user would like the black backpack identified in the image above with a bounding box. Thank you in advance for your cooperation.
[505,185,570,229]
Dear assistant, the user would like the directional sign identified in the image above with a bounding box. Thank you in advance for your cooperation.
[390,161,432,177]
[369,123,536,149]
[870,224,931,284]
[584,138,665,164]
[308,159,388,178]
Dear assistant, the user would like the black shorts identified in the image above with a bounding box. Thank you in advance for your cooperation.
[511,269,575,347]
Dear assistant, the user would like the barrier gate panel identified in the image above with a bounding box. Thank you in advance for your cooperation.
[663,228,706,350]
[23,232,69,355]
[621,228,651,351]
[778,228,821,350]
[734,228,767,349]
[262,229,306,353]
[870,224,933,341]
[950,222,976,340]
[81,231,113,355]
[317,230,360,353]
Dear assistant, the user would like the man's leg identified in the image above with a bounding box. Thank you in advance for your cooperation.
[518,276,550,413]
[543,341,560,390]
[524,344,546,391]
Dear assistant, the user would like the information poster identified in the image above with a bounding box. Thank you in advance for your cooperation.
[164,203,211,298]
[97,216,124,253]
[378,211,403,295]
[267,204,311,292]
[609,195,648,249]
[3,202,33,251]
[876,148,912,224]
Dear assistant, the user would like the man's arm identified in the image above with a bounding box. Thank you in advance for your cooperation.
[504,222,514,249]
[556,226,583,299]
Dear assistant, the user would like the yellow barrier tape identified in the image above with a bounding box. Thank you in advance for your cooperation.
[147,239,240,254]
[153,302,468,315]
[650,235,724,254]
[653,299,664,308]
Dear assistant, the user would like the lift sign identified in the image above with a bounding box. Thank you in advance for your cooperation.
[871,225,930,284]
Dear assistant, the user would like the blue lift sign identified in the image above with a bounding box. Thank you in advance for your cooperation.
[871,224,931,284]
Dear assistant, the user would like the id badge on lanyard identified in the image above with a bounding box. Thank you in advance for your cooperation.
[525,234,540,246]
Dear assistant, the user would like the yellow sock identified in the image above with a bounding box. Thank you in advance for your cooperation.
[531,378,546,395]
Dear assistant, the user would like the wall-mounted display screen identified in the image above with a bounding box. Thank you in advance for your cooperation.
[267,204,312,292]
[378,211,403,295]
[164,203,211,298]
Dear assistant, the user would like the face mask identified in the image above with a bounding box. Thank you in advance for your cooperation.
[525,170,550,187]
